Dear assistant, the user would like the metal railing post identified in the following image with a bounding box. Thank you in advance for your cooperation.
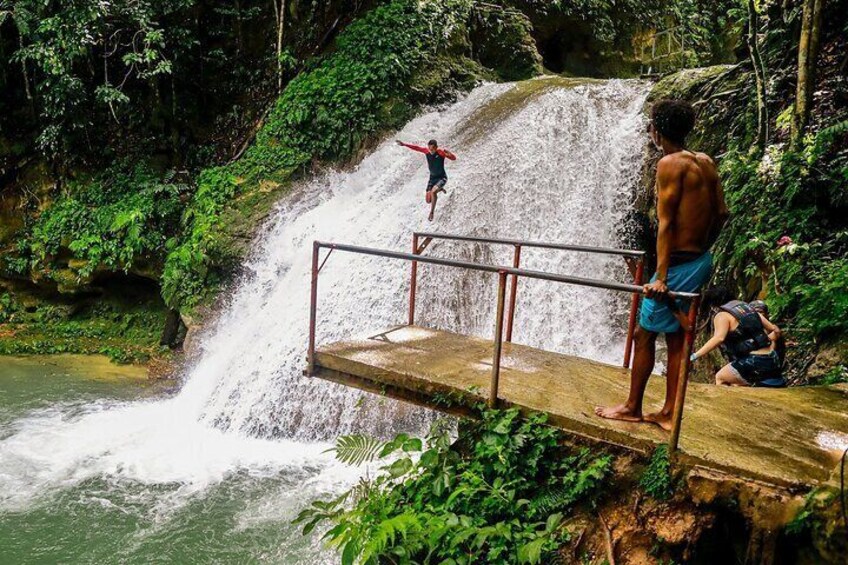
[307,241,320,376]
[669,295,701,454]
[623,257,645,368]
[489,271,509,408]
[505,245,521,343]
[408,233,419,325]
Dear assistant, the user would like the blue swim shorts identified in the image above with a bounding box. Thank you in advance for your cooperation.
[639,252,712,334]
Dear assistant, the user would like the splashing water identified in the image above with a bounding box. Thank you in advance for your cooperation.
[0,78,650,561]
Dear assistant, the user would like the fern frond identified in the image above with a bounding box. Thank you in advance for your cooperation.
[531,456,613,514]
[333,434,387,466]
[819,119,848,140]
[360,512,422,561]
[530,485,575,515]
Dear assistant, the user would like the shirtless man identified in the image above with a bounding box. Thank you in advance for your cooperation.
[397,139,456,221]
[596,99,729,431]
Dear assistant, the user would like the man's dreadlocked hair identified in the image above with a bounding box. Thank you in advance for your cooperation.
[651,99,696,146]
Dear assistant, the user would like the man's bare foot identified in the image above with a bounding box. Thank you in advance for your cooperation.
[428,213,434,222]
[643,411,673,432]
[595,404,642,423]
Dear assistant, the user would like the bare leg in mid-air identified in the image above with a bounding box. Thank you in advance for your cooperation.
[427,184,446,222]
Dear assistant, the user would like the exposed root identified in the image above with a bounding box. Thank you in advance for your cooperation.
[599,512,616,565]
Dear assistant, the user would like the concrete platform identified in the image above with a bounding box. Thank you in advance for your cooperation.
[314,325,848,490]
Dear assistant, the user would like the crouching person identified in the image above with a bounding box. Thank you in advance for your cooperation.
[690,289,785,387]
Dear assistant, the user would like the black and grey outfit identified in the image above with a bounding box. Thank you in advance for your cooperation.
[718,300,784,386]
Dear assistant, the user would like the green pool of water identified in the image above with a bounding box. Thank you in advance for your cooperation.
[0,355,337,564]
[0,355,154,426]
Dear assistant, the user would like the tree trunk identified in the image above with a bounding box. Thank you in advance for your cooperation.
[273,0,286,94]
[17,34,33,102]
[160,308,186,348]
[746,0,768,152]
[809,0,824,63]
[792,0,825,149]
[235,0,243,57]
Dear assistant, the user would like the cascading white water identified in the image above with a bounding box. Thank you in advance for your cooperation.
[0,79,649,526]
[188,78,650,441]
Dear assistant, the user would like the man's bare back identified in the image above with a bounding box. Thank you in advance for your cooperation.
[658,150,724,255]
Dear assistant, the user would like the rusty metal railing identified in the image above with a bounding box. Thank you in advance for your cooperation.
[408,232,646,368]
[305,239,700,453]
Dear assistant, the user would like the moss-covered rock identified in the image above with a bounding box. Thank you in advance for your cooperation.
[0,277,169,363]
[806,342,848,384]
[0,160,55,252]
[205,178,292,277]
[647,64,749,155]
[407,54,495,107]
[470,8,542,81]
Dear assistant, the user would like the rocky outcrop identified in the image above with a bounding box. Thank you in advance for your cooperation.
[470,8,543,81]
[646,64,747,155]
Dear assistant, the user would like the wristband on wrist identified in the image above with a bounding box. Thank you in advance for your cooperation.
[689,353,698,362]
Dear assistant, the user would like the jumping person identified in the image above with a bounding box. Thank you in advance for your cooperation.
[396,139,456,221]
[596,99,729,431]
[690,290,784,387]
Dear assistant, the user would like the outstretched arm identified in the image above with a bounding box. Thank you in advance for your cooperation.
[692,314,731,360]
[437,148,457,160]
[396,140,429,154]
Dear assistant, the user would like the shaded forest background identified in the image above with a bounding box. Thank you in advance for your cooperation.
[0,0,845,383]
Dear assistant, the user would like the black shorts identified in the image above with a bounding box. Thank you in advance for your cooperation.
[427,177,447,191]
[729,351,783,385]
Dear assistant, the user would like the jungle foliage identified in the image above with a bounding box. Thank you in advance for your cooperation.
[716,126,848,340]
[0,287,167,363]
[1,0,846,372]
[639,444,674,500]
[295,408,613,564]
[161,0,481,308]
[0,0,284,164]
[704,0,848,357]
[22,163,188,279]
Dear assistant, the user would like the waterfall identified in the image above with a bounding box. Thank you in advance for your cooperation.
[0,78,649,515]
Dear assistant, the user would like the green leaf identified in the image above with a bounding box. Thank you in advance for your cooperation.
[333,434,386,466]
[517,536,546,564]
[545,513,562,533]
[403,438,423,452]
[341,540,359,565]
[384,457,413,478]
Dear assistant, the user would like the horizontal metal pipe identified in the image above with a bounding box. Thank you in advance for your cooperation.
[315,241,697,299]
[412,231,645,258]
